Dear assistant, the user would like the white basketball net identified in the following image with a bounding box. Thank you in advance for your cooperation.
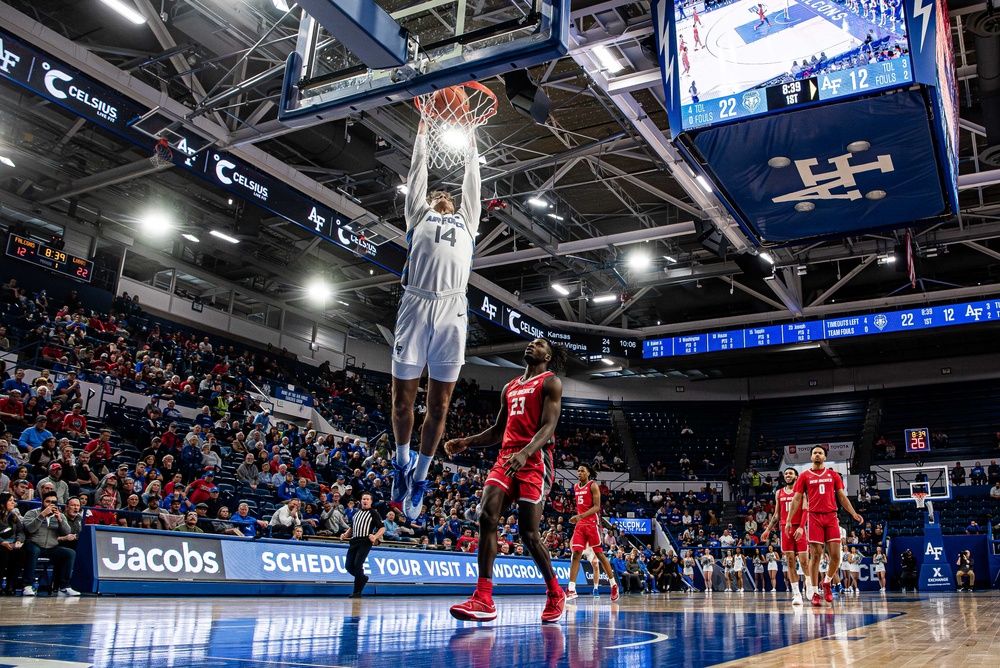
[415,83,497,171]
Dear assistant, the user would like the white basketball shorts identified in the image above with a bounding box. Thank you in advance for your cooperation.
[392,290,467,382]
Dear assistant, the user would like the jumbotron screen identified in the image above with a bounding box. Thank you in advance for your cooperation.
[671,0,913,130]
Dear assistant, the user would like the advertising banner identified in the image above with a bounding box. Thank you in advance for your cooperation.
[274,387,315,408]
[608,518,653,535]
[783,442,854,464]
[79,527,585,593]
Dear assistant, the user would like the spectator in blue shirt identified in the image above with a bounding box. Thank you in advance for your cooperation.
[193,406,215,429]
[294,478,316,504]
[19,416,53,451]
[252,409,271,432]
[53,371,82,404]
[966,521,981,535]
[447,513,462,539]
[2,369,31,397]
[971,462,987,486]
[432,518,450,545]
[231,502,267,538]
[277,473,298,501]
[383,510,403,541]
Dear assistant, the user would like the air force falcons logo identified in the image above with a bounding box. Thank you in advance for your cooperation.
[741,90,763,114]
[873,314,888,330]
[772,152,895,204]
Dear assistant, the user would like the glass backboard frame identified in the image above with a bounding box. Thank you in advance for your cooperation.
[888,464,951,504]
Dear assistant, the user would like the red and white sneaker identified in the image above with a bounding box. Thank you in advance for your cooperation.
[822,580,833,603]
[566,589,579,601]
[610,583,620,602]
[541,588,567,623]
[811,592,823,607]
[450,593,498,622]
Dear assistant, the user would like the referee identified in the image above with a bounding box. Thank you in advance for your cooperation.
[340,492,385,598]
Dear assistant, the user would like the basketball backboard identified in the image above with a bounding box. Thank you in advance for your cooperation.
[279,0,569,126]
[888,465,951,505]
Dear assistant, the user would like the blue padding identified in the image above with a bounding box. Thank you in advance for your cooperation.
[296,0,408,69]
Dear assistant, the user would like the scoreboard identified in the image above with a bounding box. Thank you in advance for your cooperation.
[643,297,1000,359]
[6,235,94,283]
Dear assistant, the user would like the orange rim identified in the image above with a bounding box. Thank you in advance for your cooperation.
[414,81,498,124]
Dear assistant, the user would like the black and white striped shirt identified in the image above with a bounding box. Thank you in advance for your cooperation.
[350,508,384,543]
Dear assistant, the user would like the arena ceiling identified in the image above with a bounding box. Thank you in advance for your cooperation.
[0,0,998,378]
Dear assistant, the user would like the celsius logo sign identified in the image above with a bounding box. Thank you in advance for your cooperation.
[214,155,269,201]
[41,63,119,123]
[101,536,222,575]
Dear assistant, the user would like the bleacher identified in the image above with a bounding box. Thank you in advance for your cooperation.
[865,494,1000,537]
[877,379,1000,461]
[625,401,741,479]
[749,395,867,461]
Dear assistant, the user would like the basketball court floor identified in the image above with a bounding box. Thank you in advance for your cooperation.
[0,592,995,667]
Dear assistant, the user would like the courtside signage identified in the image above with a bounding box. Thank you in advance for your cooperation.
[608,518,653,534]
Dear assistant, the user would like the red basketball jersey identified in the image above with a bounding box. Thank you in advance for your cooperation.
[574,482,599,526]
[777,487,803,526]
[500,371,554,454]
[793,467,844,514]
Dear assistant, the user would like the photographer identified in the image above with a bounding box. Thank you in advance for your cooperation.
[899,548,917,593]
[956,550,975,592]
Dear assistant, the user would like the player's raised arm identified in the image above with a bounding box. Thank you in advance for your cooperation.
[459,133,482,236]
[404,121,430,230]
[504,374,562,475]
[444,382,510,457]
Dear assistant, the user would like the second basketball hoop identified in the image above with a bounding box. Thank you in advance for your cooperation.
[414,82,497,171]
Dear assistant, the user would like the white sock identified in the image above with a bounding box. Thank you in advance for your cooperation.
[568,582,576,592]
[824,575,832,584]
[395,442,410,467]
[413,452,433,481]
[791,581,800,595]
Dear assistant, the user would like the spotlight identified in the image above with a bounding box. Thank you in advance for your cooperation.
[628,251,651,271]
[440,125,467,150]
[592,293,617,303]
[758,252,774,264]
[140,211,173,237]
[552,284,570,296]
[181,234,200,243]
[663,255,678,263]
[592,45,625,74]
[307,279,333,305]
[695,175,713,193]
[0,156,14,168]
[99,0,147,25]
[527,196,549,209]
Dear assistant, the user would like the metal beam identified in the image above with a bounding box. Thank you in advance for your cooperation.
[721,276,785,311]
[39,159,172,205]
[585,157,703,218]
[764,275,804,316]
[599,286,651,326]
[962,241,1000,262]
[474,222,694,269]
[809,256,875,307]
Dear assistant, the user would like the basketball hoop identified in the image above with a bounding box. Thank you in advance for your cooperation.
[913,492,927,509]
[150,138,173,168]
[414,82,498,171]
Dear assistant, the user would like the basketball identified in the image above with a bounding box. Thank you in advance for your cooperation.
[431,86,470,120]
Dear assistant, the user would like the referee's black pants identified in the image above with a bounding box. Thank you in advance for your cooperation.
[346,540,373,594]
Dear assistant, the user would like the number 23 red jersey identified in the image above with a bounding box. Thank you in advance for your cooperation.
[777,487,803,526]
[793,467,844,514]
[500,371,554,454]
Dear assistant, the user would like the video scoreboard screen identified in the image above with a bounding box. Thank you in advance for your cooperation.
[662,0,913,131]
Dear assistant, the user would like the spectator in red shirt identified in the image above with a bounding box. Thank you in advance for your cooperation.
[45,401,67,428]
[85,493,118,526]
[61,404,90,439]
[185,470,217,504]
[84,430,117,472]
[457,529,479,553]
[0,390,25,427]
[296,459,317,483]
[160,422,182,454]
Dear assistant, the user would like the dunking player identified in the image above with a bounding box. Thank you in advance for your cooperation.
[753,3,772,31]
[761,467,810,606]
[445,338,569,623]
[391,117,482,521]
[566,463,620,602]
[785,446,863,607]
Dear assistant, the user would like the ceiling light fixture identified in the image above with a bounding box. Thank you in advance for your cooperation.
[99,0,147,25]
[441,126,467,150]
[600,357,615,366]
[547,213,564,221]
[695,175,713,193]
[663,255,678,263]
[140,211,173,237]
[591,45,625,74]
[527,196,549,208]
[796,264,808,276]
[306,279,332,305]
[552,283,570,296]
[181,234,200,243]
[758,252,774,264]
[209,230,240,244]
[0,156,14,168]
[396,184,409,195]
[592,293,617,303]
[628,251,651,271]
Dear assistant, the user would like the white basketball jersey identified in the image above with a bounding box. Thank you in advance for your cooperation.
[403,134,481,295]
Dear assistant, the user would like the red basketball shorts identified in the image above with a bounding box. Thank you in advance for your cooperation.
[781,524,808,553]
[807,512,840,545]
[571,522,603,553]
[485,457,552,504]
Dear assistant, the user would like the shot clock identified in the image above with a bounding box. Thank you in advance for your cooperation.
[904,428,930,454]
[6,235,94,282]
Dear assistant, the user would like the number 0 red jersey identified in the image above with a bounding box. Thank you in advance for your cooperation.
[793,467,844,514]
[777,487,803,526]
[500,371,554,454]
[574,482,599,526]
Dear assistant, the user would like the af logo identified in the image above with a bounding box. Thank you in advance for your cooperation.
[741,90,762,114]
[925,543,943,560]
[395,343,403,356]
[873,314,888,331]
[772,152,894,204]
[480,296,497,320]
[0,38,21,74]
[307,207,326,232]
[966,304,984,321]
